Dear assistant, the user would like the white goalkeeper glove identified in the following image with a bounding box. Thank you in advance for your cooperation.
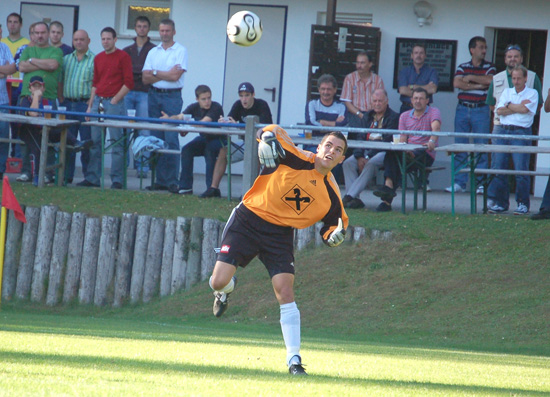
[258,131,286,168]
[327,218,345,247]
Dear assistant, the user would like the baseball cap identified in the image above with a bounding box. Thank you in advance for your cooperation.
[238,82,254,94]
[29,75,45,85]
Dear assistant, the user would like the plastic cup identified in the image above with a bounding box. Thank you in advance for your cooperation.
[57,106,66,120]
[305,130,312,139]
[393,134,401,144]
[183,114,192,121]
[127,109,136,122]
[44,105,52,119]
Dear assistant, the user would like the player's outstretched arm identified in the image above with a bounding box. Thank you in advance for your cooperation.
[326,218,345,247]
[258,130,286,168]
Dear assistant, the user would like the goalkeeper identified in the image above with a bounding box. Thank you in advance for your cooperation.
[209,124,349,376]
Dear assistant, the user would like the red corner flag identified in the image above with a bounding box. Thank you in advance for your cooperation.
[2,176,26,223]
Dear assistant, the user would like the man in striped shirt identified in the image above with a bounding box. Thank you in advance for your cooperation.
[445,36,496,194]
[340,51,384,127]
[61,30,95,183]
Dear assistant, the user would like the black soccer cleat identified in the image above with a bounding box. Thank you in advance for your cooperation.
[289,363,308,376]
[288,355,307,376]
[212,276,237,317]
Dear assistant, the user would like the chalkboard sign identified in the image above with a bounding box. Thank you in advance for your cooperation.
[392,38,457,92]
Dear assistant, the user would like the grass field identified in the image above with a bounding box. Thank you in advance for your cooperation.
[2,184,550,395]
[1,310,549,396]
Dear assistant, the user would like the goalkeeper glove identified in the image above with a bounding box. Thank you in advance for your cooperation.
[327,218,345,247]
[258,131,286,168]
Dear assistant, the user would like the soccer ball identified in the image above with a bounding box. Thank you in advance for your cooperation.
[226,11,263,47]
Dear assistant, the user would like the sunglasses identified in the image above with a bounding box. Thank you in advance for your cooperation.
[505,44,522,53]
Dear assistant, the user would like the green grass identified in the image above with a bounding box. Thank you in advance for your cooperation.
[1,311,549,395]
[2,185,550,394]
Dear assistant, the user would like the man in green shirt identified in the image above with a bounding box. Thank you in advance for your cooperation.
[18,22,63,101]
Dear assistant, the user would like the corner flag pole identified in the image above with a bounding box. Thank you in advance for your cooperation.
[0,206,7,307]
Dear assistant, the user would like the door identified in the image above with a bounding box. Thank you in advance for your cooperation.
[223,4,287,123]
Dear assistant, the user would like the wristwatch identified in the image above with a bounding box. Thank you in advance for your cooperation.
[355,111,361,115]
[29,58,33,64]
[153,70,158,77]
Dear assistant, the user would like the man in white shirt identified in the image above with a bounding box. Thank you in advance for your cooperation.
[488,65,538,215]
[142,18,187,193]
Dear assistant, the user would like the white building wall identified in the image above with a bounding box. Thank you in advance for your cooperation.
[3,0,550,194]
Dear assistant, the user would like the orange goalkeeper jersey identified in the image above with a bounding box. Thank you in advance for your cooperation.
[242,125,349,243]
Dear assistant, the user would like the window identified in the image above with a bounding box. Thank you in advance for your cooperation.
[316,12,373,26]
[118,0,171,37]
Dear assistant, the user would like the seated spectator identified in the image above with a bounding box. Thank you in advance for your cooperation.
[18,76,91,185]
[373,88,440,212]
[342,89,398,209]
[306,73,347,128]
[202,82,272,197]
[162,85,224,196]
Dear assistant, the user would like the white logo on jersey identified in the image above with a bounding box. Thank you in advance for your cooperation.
[221,245,230,253]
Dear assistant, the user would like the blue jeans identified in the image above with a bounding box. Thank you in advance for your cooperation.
[540,177,550,211]
[487,125,531,210]
[453,104,490,188]
[64,100,92,180]
[124,90,150,172]
[86,97,127,185]
[0,107,9,173]
[148,89,182,187]
[179,135,223,190]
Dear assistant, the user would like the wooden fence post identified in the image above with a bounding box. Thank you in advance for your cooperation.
[185,217,203,289]
[94,216,120,306]
[46,211,72,306]
[171,217,189,294]
[15,206,40,300]
[113,213,137,307]
[78,217,100,304]
[142,217,165,303]
[2,209,24,301]
[30,205,58,303]
[160,219,176,297]
[130,215,151,304]
[201,219,219,281]
[296,226,314,251]
[62,212,86,304]
[315,223,323,247]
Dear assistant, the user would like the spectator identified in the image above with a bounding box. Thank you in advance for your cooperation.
[123,15,156,179]
[18,76,91,185]
[446,36,496,195]
[485,44,543,210]
[142,18,187,193]
[398,44,438,113]
[164,85,224,197]
[342,89,398,209]
[202,82,272,197]
[60,29,94,183]
[1,13,29,111]
[49,21,73,56]
[78,27,133,189]
[341,52,384,127]
[305,73,347,133]
[18,21,63,184]
[373,87,440,212]
[0,28,16,179]
[487,66,538,215]
[531,90,550,220]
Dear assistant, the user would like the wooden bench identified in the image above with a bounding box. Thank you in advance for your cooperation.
[458,168,550,213]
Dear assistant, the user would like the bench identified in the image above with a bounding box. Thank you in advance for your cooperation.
[458,168,550,213]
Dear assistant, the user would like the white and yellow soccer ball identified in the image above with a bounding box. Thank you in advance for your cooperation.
[226,11,263,47]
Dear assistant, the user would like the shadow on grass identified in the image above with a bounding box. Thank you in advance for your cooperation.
[1,350,547,395]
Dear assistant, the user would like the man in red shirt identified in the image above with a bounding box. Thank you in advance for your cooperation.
[78,27,133,189]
